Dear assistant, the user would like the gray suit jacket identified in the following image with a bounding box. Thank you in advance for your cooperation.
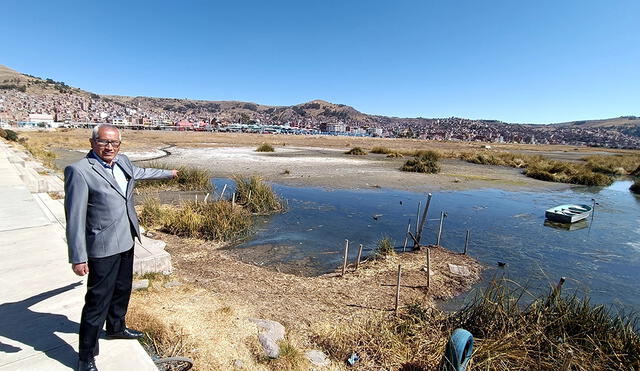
[64,152,173,263]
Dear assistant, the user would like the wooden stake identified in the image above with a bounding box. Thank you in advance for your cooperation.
[355,244,363,271]
[426,248,431,290]
[341,239,349,276]
[247,189,252,202]
[436,211,446,246]
[463,229,470,255]
[232,192,236,206]
[395,264,402,312]
[415,193,432,249]
[402,219,411,252]
[203,193,210,203]
[218,184,227,201]
[415,201,421,232]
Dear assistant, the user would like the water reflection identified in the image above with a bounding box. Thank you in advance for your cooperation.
[212,178,639,312]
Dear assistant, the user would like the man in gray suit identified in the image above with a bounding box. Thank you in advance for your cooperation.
[64,124,177,371]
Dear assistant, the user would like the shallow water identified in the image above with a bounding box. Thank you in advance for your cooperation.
[215,179,640,312]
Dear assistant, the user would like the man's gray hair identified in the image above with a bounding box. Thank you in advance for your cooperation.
[91,124,122,141]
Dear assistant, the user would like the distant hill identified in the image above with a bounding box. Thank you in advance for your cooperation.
[553,116,640,128]
[0,64,88,95]
[1,64,639,148]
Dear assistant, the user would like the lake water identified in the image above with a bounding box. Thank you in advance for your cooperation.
[213,179,640,312]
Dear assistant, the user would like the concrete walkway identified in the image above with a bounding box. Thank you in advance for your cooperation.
[0,141,157,370]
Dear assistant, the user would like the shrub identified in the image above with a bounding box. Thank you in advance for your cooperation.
[4,129,19,142]
[386,151,404,158]
[256,143,275,152]
[233,175,284,215]
[345,147,367,155]
[0,128,6,139]
[374,237,395,258]
[401,150,441,174]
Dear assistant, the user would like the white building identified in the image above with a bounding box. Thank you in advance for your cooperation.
[325,122,346,132]
[28,113,57,128]
[111,117,130,126]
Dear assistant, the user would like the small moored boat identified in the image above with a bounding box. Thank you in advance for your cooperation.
[545,204,592,224]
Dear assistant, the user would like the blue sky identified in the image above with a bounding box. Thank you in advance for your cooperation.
[1,0,638,124]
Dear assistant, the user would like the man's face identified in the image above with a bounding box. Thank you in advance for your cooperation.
[90,127,121,164]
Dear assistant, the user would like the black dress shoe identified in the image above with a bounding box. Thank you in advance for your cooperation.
[78,357,98,371]
[105,327,144,340]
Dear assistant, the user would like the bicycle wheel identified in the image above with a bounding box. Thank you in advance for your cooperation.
[154,356,194,371]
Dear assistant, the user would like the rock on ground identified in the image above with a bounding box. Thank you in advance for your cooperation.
[305,349,331,367]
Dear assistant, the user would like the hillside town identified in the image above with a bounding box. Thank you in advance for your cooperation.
[1,88,639,149]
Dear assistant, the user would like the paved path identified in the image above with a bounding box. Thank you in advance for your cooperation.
[0,141,157,370]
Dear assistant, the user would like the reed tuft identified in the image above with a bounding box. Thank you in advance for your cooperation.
[140,199,252,242]
[401,150,441,173]
[256,143,275,152]
[374,237,395,258]
[233,175,284,215]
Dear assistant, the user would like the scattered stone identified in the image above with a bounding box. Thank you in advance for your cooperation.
[258,333,280,358]
[132,279,149,290]
[250,318,286,359]
[249,318,285,341]
[305,350,330,367]
[163,280,181,288]
[448,263,471,276]
[233,359,244,368]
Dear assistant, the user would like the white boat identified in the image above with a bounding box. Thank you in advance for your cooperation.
[545,204,592,224]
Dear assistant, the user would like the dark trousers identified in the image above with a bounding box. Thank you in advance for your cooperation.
[78,247,134,361]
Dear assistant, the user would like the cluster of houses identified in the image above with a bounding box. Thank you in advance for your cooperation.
[1,88,639,148]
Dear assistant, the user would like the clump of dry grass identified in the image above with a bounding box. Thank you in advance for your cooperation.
[136,162,212,191]
[316,279,640,370]
[524,156,613,186]
[14,137,59,169]
[140,198,252,241]
[584,154,640,175]
[233,175,284,215]
[401,150,441,173]
[256,143,275,152]
[457,150,617,186]
[345,147,367,155]
[127,305,195,361]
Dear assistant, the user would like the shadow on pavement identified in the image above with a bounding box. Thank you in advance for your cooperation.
[0,282,82,368]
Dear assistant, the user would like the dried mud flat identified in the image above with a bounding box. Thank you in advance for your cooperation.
[143,145,570,193]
